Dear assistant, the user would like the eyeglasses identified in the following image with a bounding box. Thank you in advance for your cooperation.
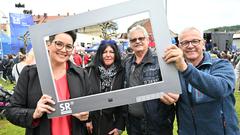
[53,41,74,52]
[179,39,202,47]
[129,37,146,43]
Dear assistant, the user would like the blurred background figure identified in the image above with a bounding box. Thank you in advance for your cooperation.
[12,52,27,83]
[25,48,36,65]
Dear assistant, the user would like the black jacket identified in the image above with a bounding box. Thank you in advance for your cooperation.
[87,65,126,135]
[124,49,175,135]
[5,61,90,135]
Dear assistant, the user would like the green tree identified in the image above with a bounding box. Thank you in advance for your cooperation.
[99,21,118,40]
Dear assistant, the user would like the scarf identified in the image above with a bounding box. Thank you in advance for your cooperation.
[98,64,117,92]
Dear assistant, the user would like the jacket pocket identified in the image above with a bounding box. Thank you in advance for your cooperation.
[191,88,215,104]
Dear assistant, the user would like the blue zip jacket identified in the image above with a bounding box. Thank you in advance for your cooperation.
[177,52,240,135]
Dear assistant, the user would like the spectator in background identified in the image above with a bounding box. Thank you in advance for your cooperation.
[5,54,15,84]
[25,48,36,65]
[122,47,134,61]
[13,47,27,64]
[12,52,27,83]
[220,50,232,61]
[205,39,213,51]
[88,51,96,65]
[0,56,6,81]
[73,50,82,67]
[233,51,240,67]
[235,60,240,92]
[81,51,90,68]
[211,46,220,58]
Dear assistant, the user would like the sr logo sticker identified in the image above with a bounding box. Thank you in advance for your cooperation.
[60,102,73,115]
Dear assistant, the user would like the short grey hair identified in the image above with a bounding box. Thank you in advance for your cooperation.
[128,25,149,39]
[178,27,203,41]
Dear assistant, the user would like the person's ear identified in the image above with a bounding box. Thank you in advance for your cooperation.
[146,37,150,42]
[47,41,51,46]
[202,40,206,51]
[46,41,51,52]
[203,40,206,45]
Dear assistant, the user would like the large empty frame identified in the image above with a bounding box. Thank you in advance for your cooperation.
[29,0,181,118]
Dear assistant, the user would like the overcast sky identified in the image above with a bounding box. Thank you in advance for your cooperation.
[0,0,239,33]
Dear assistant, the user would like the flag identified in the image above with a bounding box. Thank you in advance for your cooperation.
[0,31,11,57]
[9,13,33,54]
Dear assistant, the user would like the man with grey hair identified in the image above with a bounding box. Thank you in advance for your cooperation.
[163,27,240,135]
[124,25,179,135]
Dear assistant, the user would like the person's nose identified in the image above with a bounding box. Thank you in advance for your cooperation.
[187,42,194,48]
[106,52,111,56]
[136,38,141,43]
[62,46,68,52]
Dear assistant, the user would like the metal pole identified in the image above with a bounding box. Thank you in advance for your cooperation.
[0,38,3,59]
[0,10,5,59]
[0,19,2,58]
[165,0,167,16]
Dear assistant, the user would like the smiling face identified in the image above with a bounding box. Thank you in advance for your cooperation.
[102,46,115,67]
[129,28,149,54]
[47,33,74,64]
[179,28,205,66]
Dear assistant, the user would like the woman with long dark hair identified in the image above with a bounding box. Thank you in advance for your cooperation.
[86,40,125,135]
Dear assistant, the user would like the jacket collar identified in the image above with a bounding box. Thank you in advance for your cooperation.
[196,51,213,68]
[67,60,80,73]
[131,49,155,64]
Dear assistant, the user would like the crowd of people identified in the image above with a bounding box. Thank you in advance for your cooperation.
[1,25,240,135]
[0,48,35,84]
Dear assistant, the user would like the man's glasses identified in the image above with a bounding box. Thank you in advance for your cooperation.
[179,39,202,47]
[54,41,74,52]
[129,37,146,43]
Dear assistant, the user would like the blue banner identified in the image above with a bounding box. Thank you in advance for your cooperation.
[0,31,11,57]
[9,13,33,54]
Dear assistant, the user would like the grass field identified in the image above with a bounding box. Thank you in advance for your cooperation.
[0,79,240,135]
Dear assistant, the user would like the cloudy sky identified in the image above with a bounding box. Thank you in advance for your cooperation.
[0,0,239,33]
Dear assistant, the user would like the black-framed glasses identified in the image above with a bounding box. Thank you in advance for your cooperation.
[129,37,146,43]
[53,41,74,52]
[179,39,202,47]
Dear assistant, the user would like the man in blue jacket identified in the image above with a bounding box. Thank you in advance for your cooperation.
[163,27,240,135]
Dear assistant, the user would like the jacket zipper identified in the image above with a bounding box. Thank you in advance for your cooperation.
[221,109,227,134]
[190,106,197,135]
[187,86,198,135]
[98,79,102,135]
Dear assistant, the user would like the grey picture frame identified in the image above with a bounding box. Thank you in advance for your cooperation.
[29,0,181,118]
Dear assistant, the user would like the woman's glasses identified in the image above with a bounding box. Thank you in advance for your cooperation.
[54,41,74,52]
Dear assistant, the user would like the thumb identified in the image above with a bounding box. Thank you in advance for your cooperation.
[108,129,115,135]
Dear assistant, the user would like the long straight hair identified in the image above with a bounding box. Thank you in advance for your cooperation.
[93,40,122,69]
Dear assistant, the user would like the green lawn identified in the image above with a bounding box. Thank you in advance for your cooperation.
[235,91,240,127]
[0,120,24,135]
[0,79,240,135]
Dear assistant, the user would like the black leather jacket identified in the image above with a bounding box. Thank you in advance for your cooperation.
[124,49,175,135]
[5,61,90,135]
[86,65,126,135]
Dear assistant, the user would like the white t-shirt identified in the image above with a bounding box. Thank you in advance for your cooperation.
[12,62,27,83]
